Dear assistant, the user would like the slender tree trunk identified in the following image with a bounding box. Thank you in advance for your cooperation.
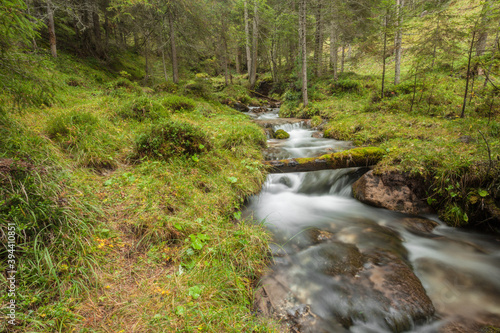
[168,10,179,84]
[133,32,139,50]
[144,38,149,86]
[461,31,476,118]
[93,9,102,55]
[244,0,252,77]
[410,64,418,113]
[104,9,110,51]
[222,18,229,86]
[476,0,491,56]
[381,16,388,99]
[47,0,57,58]
[250,1,258,88]
[341,44,345,73]
[394,0,404,85]
[483,22,500,89]
[299,0,308,107]
[161,22,168,82]
[235,47,241,75]
[330,21,338,80]
[314,0,323,77]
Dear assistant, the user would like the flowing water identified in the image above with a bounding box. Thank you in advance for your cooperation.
[244,110,500,332]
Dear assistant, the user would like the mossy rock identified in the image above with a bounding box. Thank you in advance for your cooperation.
[274,129,290,139]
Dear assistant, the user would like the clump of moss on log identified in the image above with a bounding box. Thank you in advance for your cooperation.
[263,147,385,173]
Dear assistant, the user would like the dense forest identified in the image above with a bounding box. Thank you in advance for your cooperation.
[1,0,500,332]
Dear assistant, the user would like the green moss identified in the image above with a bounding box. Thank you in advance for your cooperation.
[117,95,169,121]
[274,129,290,139]
[161,95,196,112]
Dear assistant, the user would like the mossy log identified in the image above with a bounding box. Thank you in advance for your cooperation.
[263,147,385,173]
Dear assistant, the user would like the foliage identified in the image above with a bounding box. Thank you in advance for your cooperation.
[117,95,169,120]
[161,95,196,112]
[135,119,211,159]
[46,110,119,169]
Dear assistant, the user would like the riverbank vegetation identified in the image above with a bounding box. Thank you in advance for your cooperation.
[1,0,499,331]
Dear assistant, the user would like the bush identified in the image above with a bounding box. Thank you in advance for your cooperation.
[135,119,211,159]
[46,111,117,169]
[161,95,196,112]
[105,78,142,94]
[222,125,267,149]
[183,79,213,99]
[117,96,169,121]
[331,79,363,94]
[155,81,178,94]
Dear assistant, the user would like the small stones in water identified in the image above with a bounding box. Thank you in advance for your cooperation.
[275,129,290,139]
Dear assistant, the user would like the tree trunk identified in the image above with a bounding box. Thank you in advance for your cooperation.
[476,0,491,57]
[461,31,476,118]
[264,147,385,173]
[381,15,388,99]
[250,1,258,88]
[394,0,404,85]
[104,10,110,51]
[144,38,149,86]
[341,44,345,73]
[222,17,230,86]
[168,10,179,84]
[47,0,57,58]
[244,0,252,77]
[235,47,241,74]
[92,9,102,55]
[314,0,323,77]
[330,21,338,80]
[299,0,308,107]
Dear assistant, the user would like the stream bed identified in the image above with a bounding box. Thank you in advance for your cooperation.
[243,109,500,332]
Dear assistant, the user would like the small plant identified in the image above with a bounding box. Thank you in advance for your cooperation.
[117,96,168,121]
[311,115,322,128]
[135,119,211,159]
[161,95,196,112]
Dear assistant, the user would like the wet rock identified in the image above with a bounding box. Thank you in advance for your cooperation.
[364,252,436,330]
[352,170,433,215]
[307,228,335,243]
[294,242,364,277]
[398,216,439,234]
[312,132,324,139]
[275,129,290,139]
[221,99,250,112]
[439,313,500,333]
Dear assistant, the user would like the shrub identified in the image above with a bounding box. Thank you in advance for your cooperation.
[155,81,178,93]
[46,111,117,169]
[135,119,211,159]
[311,115,322,128]
[331,79,363,94]
[222,125,267,149]
[117,96,169,121]
[105,78,142,94]
[161,95,196,112]
[183,79,213,99]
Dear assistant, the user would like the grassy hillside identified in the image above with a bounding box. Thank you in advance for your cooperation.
[0,51,280,332]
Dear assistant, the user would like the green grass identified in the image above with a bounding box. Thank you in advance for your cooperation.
[0,51,279,332]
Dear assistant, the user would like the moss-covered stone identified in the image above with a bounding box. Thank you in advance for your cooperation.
[274,129,290,139]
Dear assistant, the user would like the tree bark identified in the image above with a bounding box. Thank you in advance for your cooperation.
[299,0,308,107]
[341,44,345,73]
[264,147,385,173]
[330,21,338,80]
[394,0,404,85]
[235,47,241,75]
[244,0,252,77]
[314,0,323,77]
[168,10,179,84]
[381,15,388,99]
[47,0,57,58]
[461,31,476,118]
[250,1,258,88]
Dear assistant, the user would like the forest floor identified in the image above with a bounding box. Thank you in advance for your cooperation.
[0,52,281,332]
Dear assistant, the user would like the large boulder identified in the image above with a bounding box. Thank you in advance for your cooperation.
[352,170,433,215]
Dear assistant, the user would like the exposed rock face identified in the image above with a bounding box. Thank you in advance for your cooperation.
[352,170,433,215]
